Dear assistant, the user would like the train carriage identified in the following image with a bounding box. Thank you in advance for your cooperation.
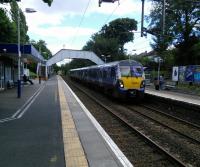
[69,60,145,99]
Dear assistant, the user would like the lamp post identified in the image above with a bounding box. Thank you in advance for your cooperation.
[101,55,111,63]
[17,7,36,98]
[156,57,163,89]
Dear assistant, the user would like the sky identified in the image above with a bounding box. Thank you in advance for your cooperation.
[2,0,153,63]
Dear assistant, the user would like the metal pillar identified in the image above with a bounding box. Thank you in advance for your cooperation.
[17,9,21,98]
[162,0,166,35]
[141,0,145,37]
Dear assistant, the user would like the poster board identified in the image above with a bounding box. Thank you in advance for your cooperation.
[172,66,179,81]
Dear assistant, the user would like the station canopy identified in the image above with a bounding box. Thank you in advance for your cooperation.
[0,43,45,64]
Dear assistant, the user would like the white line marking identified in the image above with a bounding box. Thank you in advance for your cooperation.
[0,117,18,123]
[17,85,45,119]
[12,85,44,118]
[61,78,133,167]
[0,85,45,123]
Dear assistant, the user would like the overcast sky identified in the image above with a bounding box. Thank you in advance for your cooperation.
[5,0,153,57]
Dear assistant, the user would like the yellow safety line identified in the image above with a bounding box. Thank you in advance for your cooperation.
[58,77,88,167]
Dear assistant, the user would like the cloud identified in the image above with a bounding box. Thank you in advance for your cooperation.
[20,0,152,19]
[18,0,153,54]
[29,25,96,39]
[28,25,96,54]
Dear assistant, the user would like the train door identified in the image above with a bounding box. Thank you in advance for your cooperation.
[0,62,5,90]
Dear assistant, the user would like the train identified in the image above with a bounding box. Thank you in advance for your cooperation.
[69,60,145,99]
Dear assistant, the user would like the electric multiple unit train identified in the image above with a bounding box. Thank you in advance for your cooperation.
[69,60,145,99]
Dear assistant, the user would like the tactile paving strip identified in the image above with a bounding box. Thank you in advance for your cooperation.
[58,77,88,167]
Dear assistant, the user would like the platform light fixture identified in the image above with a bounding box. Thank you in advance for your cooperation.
[17,7,37,98]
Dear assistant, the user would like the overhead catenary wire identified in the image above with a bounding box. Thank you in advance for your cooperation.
[70,0,151,54]
[102,0,138,27]
[102,3,120,26]
[99,0,152,53]
[70,0,91,47]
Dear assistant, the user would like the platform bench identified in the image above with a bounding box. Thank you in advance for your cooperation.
[164,81,177,90]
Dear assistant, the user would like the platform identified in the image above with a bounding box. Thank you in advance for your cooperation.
[0,76,132,167]
[145,86,200,106]
[58,76,132,167]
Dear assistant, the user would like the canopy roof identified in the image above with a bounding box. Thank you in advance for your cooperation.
[0,43,45,63]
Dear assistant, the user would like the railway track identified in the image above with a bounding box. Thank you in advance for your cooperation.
[125,104,200,145]
[138,104,200,141]
[144,96,200,126]
[63,77,196,167]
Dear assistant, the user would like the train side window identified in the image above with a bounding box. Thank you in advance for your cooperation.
[107,68,111,78]
[99,69,103,79]
[103,70,107,79]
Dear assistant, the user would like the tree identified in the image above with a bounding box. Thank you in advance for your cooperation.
[148,0,200,64]
[0,8,16,42]
[0,0,53,6]
[10,0,29,43]
[83,18,137,61]
[100,18,137,52]
[83,34,120,61]
[30,40,52,59]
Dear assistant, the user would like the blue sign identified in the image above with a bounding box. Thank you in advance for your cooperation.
[194,72,200,82]
[185,66,195,82]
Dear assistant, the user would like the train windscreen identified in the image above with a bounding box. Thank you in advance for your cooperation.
[132,66,143,77]
[120,66,131,77]
[120,66,143,77]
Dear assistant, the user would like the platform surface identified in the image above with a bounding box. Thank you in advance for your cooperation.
[145,86,200,106]
[0,76,132,167]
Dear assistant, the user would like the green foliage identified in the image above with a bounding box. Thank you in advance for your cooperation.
[28,40,52,72]
[0,1,29,43]
[0,8,16,42]
[57,59,95,75]
[175,37,200,65]
[83,35,119,62]
[134,56,152,67]
[101,18,137,51]
[148,0,200,64]
[30,40,52,59]
[52,64,60,74]
[29,71,37,79]
[10,0,29,43]
[83,17,137,62]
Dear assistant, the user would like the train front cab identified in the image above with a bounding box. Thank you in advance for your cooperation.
[116,63,145,99]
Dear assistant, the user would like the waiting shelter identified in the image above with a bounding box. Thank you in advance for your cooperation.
[0,43,45,90]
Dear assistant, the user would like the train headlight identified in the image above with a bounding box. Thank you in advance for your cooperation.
[119,80,124,88]
[140,80,145,88]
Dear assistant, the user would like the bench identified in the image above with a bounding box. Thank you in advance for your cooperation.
[7,80,15,89]
[164,81,177,90]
